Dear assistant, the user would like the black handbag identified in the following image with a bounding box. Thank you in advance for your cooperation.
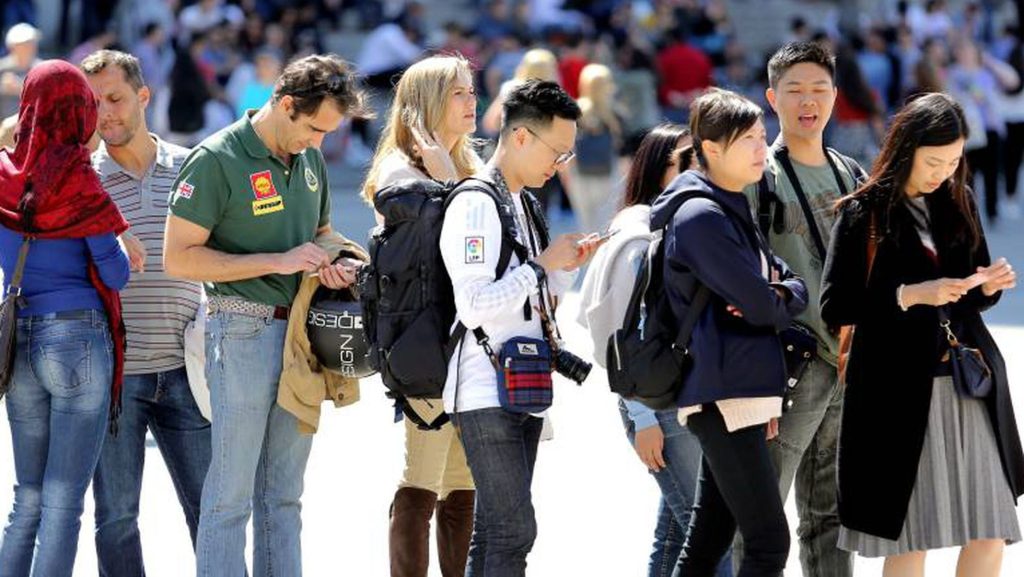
[939,307,992,398]
[0,238,30,399]
[780,324,817,411]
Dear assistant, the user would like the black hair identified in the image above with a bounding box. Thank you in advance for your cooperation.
[622,124,691,208]
[500,79,581,134]
[689,88,763,168]
[846,92,979,247]
[767,41,836,88]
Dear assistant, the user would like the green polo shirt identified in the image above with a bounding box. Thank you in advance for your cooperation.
[169,112,331,307]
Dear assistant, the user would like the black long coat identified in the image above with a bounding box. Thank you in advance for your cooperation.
[820,191,1024,540]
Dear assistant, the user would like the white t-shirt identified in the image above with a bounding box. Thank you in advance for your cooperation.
[439,176,575,414]
[356,23,423,76]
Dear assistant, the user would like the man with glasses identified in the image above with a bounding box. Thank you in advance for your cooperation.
[163,54,370,577]
[439,79,601,577]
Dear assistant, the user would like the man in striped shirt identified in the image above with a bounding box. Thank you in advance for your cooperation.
[82,49,210,577]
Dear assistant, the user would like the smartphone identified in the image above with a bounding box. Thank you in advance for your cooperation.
[578,229,619,246]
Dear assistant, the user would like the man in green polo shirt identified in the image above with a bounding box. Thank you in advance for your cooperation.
[163,53,370,577]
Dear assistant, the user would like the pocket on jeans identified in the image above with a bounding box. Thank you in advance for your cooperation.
[222,315,267,340]
[39,339,91,391]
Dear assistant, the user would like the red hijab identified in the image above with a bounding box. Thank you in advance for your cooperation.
[0,60,129,429]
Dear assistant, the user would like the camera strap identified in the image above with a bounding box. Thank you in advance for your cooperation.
[518,192,562,354]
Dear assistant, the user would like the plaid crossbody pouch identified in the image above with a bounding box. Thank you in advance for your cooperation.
[496,336,553,413]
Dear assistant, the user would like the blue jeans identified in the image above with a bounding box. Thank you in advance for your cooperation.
[453,408,543,577]
[618,402,733,577]
[93,366,211,576]
[195,311,312,577]
[0,310,113,577]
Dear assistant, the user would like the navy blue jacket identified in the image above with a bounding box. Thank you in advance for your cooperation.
[650,170,808,407]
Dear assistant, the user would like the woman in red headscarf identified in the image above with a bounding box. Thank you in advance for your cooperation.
[0,60,130,577]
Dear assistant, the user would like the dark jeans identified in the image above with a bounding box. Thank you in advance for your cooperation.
[618,401,733,577]
[453,408,543,577]
[733,356,850,577]
[1004,121,1024,200]
[677,407,789,577]
[966,131,1002,220]
[92,367,211,577]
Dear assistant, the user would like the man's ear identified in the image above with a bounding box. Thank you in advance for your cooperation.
[138,86,152,111]
[278,94,294,117]
[512,126,527,150]
[765,86,778,113]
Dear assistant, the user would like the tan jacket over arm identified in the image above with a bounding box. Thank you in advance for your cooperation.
[277,230,370,434]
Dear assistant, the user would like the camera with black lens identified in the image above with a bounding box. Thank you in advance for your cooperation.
[554,348,592,385]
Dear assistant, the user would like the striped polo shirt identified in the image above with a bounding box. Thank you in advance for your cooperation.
[93,136,203,375]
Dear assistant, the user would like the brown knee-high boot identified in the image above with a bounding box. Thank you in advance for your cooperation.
[390,487,437,577]
[435,489,475,577]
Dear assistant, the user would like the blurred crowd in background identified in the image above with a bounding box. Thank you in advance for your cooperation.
[3,0,1024,223]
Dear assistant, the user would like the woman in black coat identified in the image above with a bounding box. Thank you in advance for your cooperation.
[821,92,1023,577]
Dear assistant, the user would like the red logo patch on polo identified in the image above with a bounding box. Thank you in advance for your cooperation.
[249,170,279,200]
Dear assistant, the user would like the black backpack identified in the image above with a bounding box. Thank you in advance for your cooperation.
[358,176,546,429]
[606,190,763,410]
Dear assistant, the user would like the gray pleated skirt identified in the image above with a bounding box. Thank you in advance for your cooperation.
[838,376,1021,557]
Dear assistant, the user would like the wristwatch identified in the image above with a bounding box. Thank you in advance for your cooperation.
[524,260,547,285]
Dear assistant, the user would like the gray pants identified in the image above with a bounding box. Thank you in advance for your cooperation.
[732,355,852,577]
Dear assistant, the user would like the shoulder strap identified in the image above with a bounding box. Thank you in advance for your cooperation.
[829,148,868,186]
[674,284,711,354]
[6,237,31,297]
[520,189,550,250]
[756,173,776,241]
[773,146,831,262]
[865,209,879,283]
[400,401,450,430]
[445,177,525,279]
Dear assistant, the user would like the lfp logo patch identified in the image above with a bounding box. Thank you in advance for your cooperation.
[465,236,484,264]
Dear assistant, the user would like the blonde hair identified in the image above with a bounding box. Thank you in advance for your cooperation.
[514,48,559,82]
[577,63,621,138]
[361,55,480,203]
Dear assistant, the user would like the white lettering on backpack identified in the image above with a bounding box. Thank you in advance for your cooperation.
[517,343,539,355]
[307,310,363,330]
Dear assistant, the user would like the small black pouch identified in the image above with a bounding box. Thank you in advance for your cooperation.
[780,324,818,412]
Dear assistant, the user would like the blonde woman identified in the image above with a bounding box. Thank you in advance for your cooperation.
[568,63,624,232]
[361,54,482,577]
[482,48,570,212]
[481,48,559,135]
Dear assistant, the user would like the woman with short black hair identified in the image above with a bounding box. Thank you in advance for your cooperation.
[651,88,808,577]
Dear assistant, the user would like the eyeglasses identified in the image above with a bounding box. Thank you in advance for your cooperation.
[520,125,575,166]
